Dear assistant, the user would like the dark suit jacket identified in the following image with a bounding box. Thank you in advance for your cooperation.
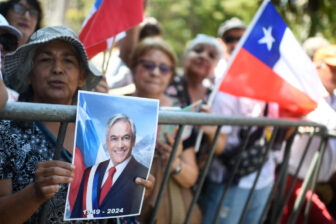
[71,156,148,218]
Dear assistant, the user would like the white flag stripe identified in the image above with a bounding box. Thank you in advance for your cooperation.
[273,29,328,102]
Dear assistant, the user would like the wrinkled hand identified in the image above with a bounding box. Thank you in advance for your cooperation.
[135,174,155,199]
[34,160,74,201]
[157,133,183,169]
[94,76,109,93]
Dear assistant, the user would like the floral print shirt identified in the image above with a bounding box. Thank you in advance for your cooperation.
[0,120,136,224]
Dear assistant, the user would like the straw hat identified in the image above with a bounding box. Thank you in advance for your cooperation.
[4,26,102,93]
[313,45,336,66]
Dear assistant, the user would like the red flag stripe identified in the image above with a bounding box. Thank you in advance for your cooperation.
[219,49,317,116]
[79,0,143,59]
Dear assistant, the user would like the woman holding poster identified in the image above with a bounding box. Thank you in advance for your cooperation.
[129,37,201,224]
[0,26,154,223]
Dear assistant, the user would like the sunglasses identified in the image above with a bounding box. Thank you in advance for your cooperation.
[0,33,18,52]
[12,3,39,19]
[223,35,242,44]
[137,59,173,75]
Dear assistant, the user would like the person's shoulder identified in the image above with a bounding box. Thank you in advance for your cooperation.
[86,159,109,171]
[130,157,148,172]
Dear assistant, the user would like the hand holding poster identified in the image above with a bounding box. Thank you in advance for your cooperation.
[64,91,159,220]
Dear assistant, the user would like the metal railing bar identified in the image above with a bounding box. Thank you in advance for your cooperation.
[53,122,69,160]
[273,129,316,222]
[270,128,297,223]
[1,102,332,224]
[149,125,184,224]
[0,102,77,121]
[212,126,253,224]
[303,134,329,224]
[184,125,222,224]
[241,127,278,224]
[287,135,328,224]
[0,102,325,128]
[40,121,69,222]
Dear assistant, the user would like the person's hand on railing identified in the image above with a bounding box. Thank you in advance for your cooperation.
[157,133,183,170]
[135,174,155,199]
[198,105,228,155]
[34,160,74,201]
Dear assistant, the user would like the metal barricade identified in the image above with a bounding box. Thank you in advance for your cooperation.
[0,102,331,224]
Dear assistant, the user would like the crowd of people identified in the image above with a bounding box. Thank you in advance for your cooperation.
[1,0,336,223]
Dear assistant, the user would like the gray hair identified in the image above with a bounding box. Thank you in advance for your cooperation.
[105,113,136,143]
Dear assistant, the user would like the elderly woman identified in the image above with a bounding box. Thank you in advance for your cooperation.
[0,26,153,224]
[166,34,221,106]
[129,37,200,224]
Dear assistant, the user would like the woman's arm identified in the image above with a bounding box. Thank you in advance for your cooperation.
[171,147,199,188]
[0,160,74,224]
[201,125,228,155]
[0,79,8,109]
[157,134,199,188]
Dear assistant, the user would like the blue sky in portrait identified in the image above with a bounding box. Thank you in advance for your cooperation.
[77,91,159,167]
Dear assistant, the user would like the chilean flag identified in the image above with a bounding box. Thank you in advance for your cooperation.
[79,0,143,59]
[68,94,108,213]
[217,0,328,117]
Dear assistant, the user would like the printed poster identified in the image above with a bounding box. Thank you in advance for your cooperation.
[64,91,159,220]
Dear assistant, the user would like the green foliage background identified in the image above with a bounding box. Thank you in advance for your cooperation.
[147,0,336,60]
[65,0,336,61]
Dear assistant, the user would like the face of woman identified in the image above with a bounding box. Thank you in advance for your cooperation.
[133,49,173,98]
[7,0,39,45]
[29,40,85,105]
[184,44,219,81]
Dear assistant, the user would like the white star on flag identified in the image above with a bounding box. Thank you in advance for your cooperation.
[258,26,275,51]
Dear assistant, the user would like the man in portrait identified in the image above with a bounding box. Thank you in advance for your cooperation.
[71,113,149,218]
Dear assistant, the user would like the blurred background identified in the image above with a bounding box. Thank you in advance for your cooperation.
[2,0,336,62]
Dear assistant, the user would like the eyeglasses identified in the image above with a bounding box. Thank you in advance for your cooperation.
[0,33,18,52]
[12,3,39,19]
[223,35,242,43]
[137,59,173,75]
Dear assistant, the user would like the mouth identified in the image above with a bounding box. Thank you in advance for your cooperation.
[113,149,127,155]
[18,22,30,29]
[48,80,65,88]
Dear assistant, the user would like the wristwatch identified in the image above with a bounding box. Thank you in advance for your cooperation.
[172,159,182,175]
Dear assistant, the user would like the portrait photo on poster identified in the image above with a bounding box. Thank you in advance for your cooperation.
[64,90,159,221]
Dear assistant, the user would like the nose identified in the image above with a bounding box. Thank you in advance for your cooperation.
[52,59,64,75]
[117,139,125,148]
[23,10,31,19]
[151,66,161,76]
[199,51,209,60]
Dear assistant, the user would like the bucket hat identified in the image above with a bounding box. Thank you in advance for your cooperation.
[217,17,246,39]
[185,34,222,60]
[4,26,102,93]
[0,13,22,39]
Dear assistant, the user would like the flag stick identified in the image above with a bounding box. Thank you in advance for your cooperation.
[195,0,270,152]
[102,36,117,75]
